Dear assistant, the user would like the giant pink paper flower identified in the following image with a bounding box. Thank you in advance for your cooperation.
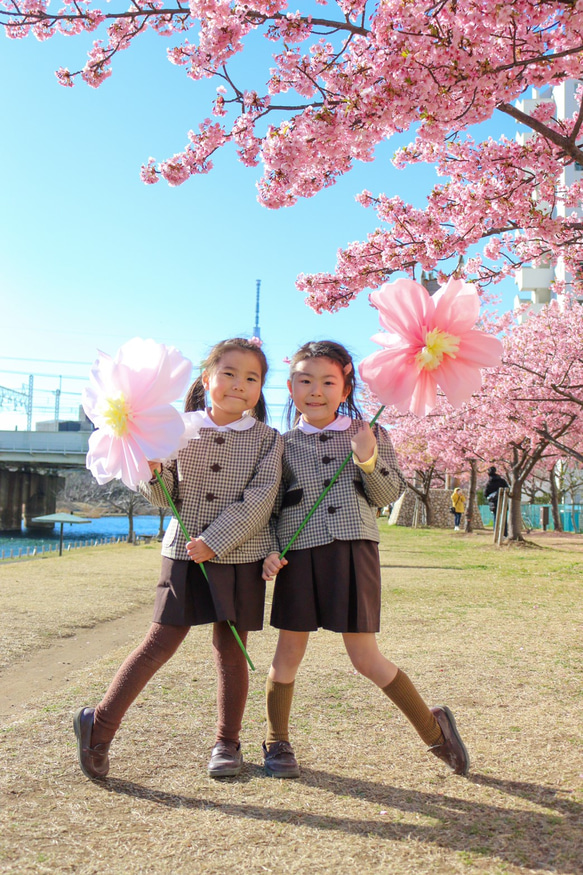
[359,278,503,417]
[82,338,192,489]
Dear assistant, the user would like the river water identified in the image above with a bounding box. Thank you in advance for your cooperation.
[0,515,167,555]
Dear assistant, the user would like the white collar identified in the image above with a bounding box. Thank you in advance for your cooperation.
[297,414,352,434]
[182,409,257,439]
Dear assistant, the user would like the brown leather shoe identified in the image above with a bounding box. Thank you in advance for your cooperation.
[262,740,300,778]
[73,707,110,780]
[208,741,243,778]
[428,705,470,776]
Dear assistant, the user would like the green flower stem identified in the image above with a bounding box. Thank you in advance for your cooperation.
[154,469,255,671]
[279,406,385,561]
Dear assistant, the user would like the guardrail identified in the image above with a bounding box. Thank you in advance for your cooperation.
[0,536,137,561]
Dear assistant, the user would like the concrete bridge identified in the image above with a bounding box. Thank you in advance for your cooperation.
[0,431,90,532]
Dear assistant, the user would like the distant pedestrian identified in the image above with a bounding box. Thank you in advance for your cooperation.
[450,487,466,531]
[485,466,509,535]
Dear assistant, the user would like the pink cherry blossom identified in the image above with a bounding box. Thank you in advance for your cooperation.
[4,1,583,307]
[82,337,193,489]
[358,278,503,417]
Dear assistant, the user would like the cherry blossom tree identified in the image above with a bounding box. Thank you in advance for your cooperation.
[2,1,583,311]
[364,300,583,539]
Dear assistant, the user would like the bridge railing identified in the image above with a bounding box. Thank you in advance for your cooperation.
[0,430,90,455]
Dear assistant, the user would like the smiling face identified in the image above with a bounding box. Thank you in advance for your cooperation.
[203,349,263,426]
[288,356,349,429]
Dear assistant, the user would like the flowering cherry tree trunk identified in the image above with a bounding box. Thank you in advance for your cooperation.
[464,459,478,534]
[2,1,583,308]
[549,461,563,532]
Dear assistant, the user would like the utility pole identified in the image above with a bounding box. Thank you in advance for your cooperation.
[26,375,34,431]
[253,279,261,339]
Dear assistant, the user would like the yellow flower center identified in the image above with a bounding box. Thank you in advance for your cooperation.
[102,394,131,436]
[415,328,460,371]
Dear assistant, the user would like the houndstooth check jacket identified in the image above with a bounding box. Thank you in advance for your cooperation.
[270,421,406,554]
[140,421,283,563]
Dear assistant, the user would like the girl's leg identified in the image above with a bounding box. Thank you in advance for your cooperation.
[342,633,469,774]
[263,631,309,779]
[266,630,309,742]
[92,622,190,745]
[74,622,189,779]
[212,621,249,744]
[342,633,442,745]
[208,621,249,778]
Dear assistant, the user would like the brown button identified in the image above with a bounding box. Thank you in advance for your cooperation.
[323,479,331,487]
[214,436,225,445]
[210,463,221,472]
[206,493,216,501]
[328,506,338,514]
[322,456,335,465]
[319,434,329,442]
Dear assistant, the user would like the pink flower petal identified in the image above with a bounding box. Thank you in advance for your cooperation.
[410,369,438,417]
[436,356,484,408]
[433,277,480,335]
[456,331,504,367]
[370,280,434,344]
[359,346,419,411]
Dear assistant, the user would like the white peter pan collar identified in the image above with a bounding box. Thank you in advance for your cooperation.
[182,409,257,439]
[297,414,352,434]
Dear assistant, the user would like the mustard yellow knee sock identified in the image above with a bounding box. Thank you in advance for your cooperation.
[382,669,443,746]
[265,678,295,744]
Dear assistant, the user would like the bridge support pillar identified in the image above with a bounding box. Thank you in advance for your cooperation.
[0,468,26,532]
[24,472,64,530]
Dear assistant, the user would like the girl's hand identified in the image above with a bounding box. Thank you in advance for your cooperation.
[351,423,377,463]
[148,461,162,477]
[262,552,288,581]
[186,538,217,563]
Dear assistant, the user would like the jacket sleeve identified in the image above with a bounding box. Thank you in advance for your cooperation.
[138,460,179,508]
[356,425,407,507]
[199,430,284,559]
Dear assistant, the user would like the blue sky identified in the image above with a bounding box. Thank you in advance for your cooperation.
[0,22,518,430]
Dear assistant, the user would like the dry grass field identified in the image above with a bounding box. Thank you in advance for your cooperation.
[0,528,581,874]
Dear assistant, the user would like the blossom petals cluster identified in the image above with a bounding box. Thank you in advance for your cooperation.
[82,338,192,489]
[359,278,503,417]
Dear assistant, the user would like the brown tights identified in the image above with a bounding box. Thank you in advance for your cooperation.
[92,621,249,747]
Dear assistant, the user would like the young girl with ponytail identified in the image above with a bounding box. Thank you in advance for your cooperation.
[74,338,283,781]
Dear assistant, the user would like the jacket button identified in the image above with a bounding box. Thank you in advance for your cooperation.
[322,455,335,465]
[380,468,389,476]
[206,493,216,501]
[323,479,331,487]
[210,463,221,472]
[319,434,329,442]
[328,506,337,514]
[214,436,225,445]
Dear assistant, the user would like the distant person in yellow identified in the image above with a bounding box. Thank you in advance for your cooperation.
[451,487,466,531]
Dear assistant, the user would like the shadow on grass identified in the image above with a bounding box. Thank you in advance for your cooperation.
[98,768,581,873]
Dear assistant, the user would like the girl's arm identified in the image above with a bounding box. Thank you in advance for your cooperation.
[138,459,179,508]
[197,430,284,559]
[354,424,407,507]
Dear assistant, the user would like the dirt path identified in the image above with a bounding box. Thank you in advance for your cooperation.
[0,604,152,722]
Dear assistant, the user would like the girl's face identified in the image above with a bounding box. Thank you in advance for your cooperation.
[203,349,263,426]
[288,356,349,429]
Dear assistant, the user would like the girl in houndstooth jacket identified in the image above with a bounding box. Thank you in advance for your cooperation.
[74,339,283,782]
[261,341,470,779]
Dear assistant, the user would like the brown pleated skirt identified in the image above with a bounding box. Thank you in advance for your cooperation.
[270,539,381,633]
[153,557,266,630]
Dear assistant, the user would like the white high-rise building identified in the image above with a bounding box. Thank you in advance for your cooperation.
[513,80,583,320]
